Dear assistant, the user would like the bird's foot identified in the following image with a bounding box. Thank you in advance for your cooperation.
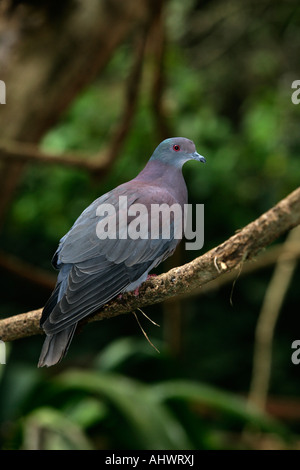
[118,275,158,300]
[133,287,140,297]
[134,275,157,296]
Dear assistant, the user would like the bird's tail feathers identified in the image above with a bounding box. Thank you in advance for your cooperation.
[40,265,71,326]
[38,324,77,367]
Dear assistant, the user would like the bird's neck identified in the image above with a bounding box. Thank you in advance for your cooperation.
[134,160,188,204]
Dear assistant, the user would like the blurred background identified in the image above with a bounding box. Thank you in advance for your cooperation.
[0,0,300,450]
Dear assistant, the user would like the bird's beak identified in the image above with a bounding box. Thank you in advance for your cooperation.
[192,151,206,163]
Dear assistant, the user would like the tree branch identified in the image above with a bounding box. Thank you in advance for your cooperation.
[248,224,300,409]
[0,249,56,290]
[179,241,300,299]
[0,140,106,171]
[0,186,299,343]
[0,0,152,224]
[0,25,148,180]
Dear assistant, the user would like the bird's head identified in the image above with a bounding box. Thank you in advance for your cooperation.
[150,137,206,168]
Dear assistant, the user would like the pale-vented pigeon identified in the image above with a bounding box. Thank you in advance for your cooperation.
[38,137,206,367]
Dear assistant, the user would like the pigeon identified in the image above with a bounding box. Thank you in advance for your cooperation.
[38,137,206,367]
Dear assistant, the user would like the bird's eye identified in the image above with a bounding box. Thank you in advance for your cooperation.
[173,144,180,152]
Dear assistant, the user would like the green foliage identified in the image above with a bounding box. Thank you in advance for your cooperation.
[0,338,289,450]
[0,0,300,450]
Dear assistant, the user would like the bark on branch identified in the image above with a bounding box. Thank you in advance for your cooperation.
[0,186,299,343]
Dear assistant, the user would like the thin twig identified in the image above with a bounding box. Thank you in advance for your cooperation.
[137,307,160,327]
[132,311,160,353]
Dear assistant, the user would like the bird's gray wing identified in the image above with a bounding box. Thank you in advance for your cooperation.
[42,182,182,335]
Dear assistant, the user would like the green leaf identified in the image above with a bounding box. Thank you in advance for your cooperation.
[150,380,288,436]
[55,369,193,450]
[22,407,93,450]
